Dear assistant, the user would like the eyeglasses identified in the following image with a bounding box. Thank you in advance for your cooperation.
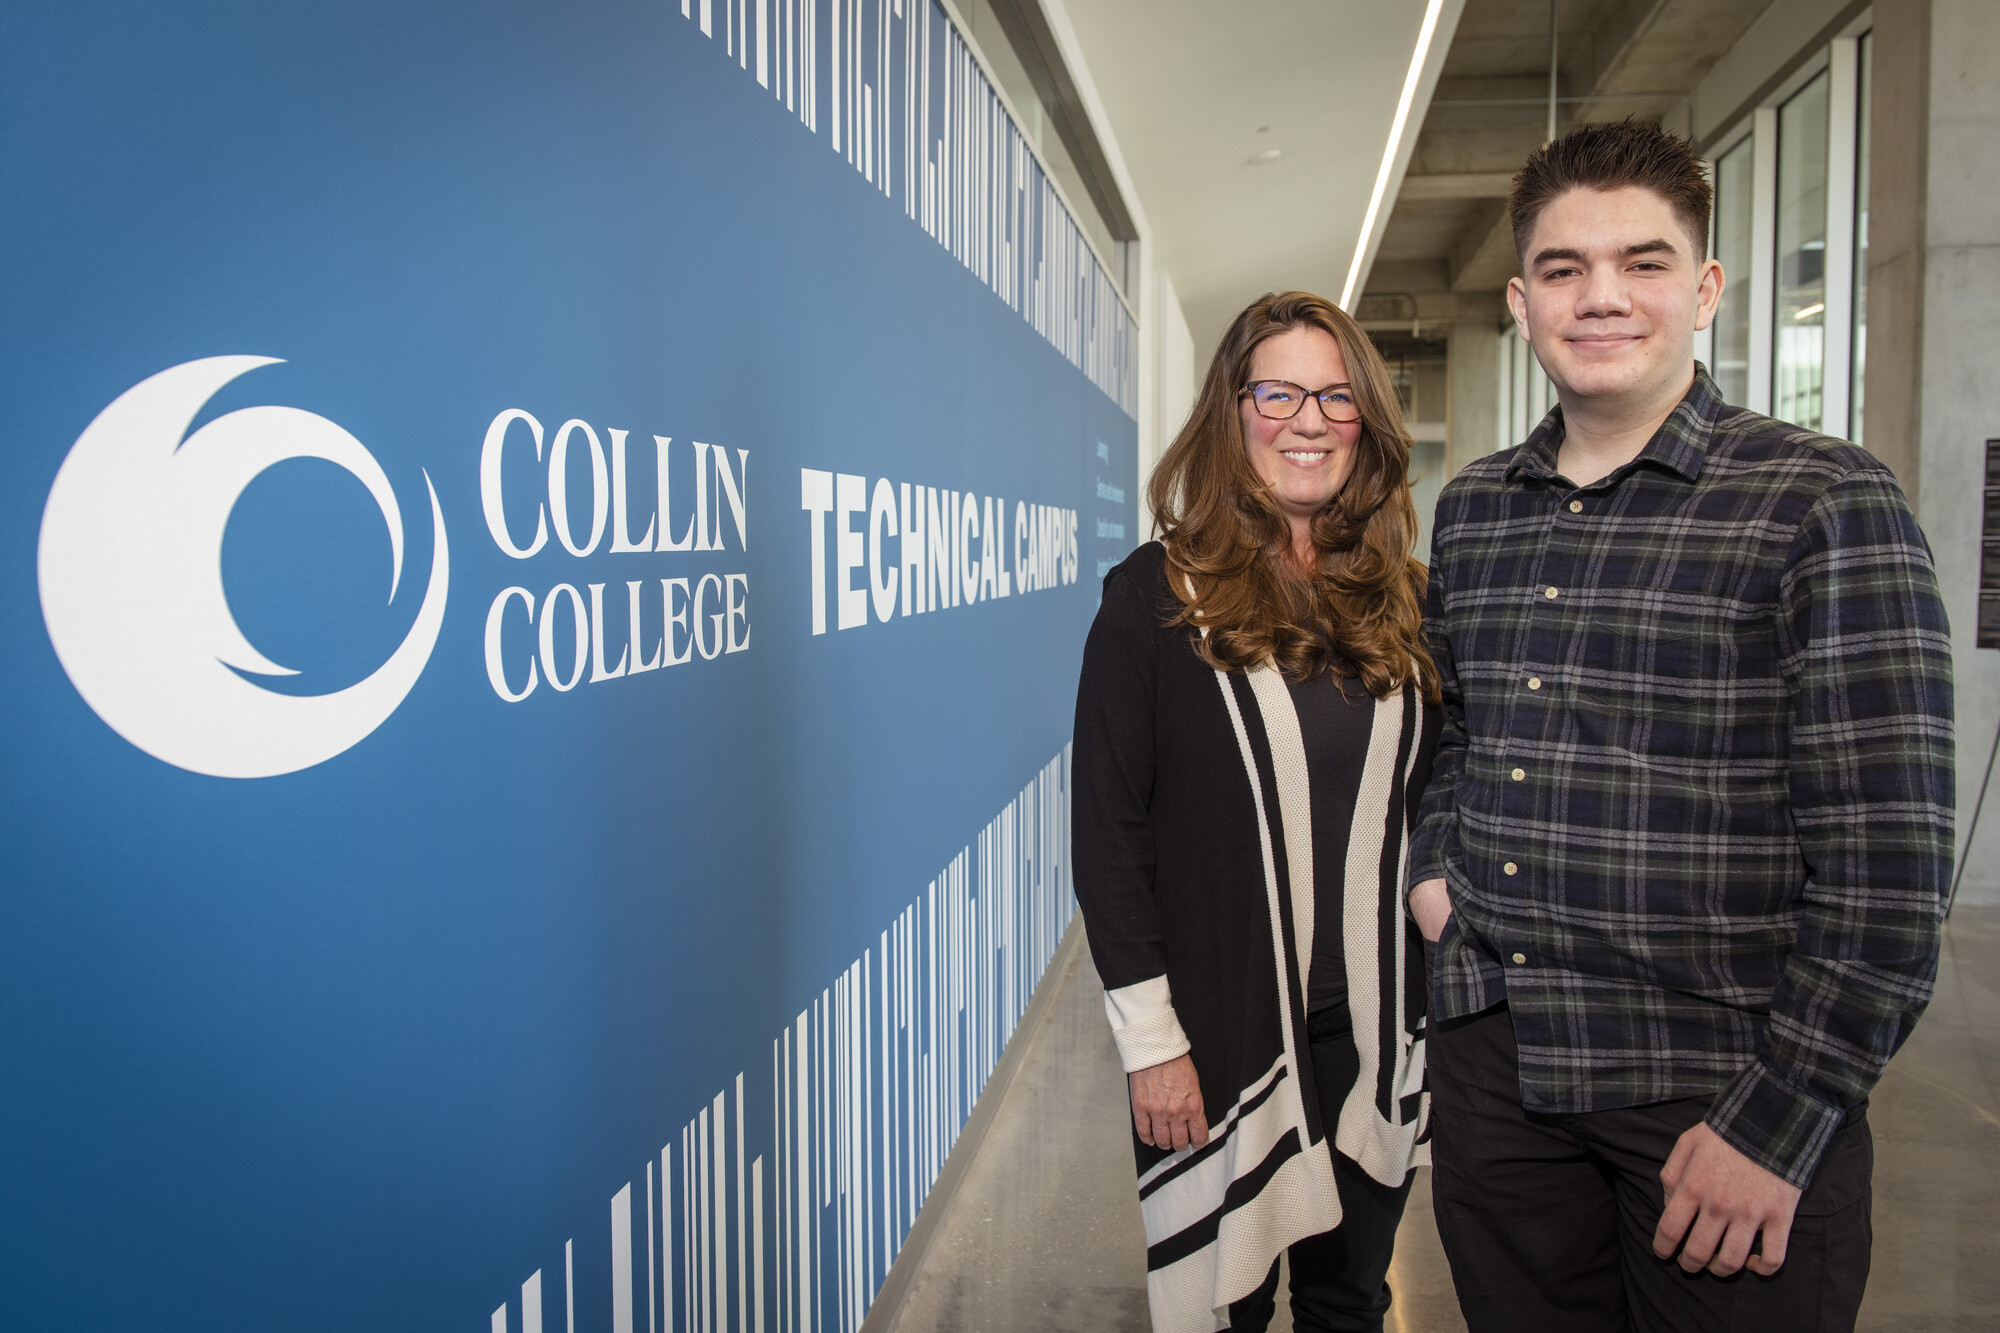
[1241,379,1362,423]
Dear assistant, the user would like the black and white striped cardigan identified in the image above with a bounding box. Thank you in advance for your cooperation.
[1072,543,1437,1333]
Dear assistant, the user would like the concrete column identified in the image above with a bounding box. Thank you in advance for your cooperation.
[1445,320,1501,481]
[1862,0,1927,502]
[1870,0,2000,902]
[1922,0,2000,903]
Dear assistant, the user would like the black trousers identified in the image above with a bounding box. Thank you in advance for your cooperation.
[1428,1004,1874,1333]
[1229,1025,1414,1333]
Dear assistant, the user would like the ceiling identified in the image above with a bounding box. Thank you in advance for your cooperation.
[1060,0,1459,353]
[1061,0,1779,355]
[1367,0,1773,314]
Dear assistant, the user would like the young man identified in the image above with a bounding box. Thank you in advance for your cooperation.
[1406,120,1954,1331]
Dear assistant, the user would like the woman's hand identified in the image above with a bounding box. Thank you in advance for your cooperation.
[1129,1054,1209,1150]
[1410,877,1453,942]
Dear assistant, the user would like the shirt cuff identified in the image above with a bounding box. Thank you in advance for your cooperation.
[1102,975,1193,1072]
[1704,1058,1846,1189]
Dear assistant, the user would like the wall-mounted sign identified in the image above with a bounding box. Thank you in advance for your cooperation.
[1,3,1137,1330]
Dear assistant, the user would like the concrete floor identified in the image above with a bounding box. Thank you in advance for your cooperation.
[885,906,2000,1332]
[1857,905,2000,1331]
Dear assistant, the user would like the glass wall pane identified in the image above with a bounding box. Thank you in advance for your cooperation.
[1774,70,1830,430]
[1851,33,1872,444]
[1712,136,1755,404]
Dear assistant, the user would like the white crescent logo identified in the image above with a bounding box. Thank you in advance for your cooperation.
[37,356,450,778]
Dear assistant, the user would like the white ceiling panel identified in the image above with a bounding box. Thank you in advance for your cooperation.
[1061,0,1464,354]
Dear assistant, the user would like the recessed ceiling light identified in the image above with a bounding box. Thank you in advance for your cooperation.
[1249,148,1283,164]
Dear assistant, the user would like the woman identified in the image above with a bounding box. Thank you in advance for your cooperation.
[1072,291,1441,1333]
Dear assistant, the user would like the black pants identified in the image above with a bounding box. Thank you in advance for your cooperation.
[1428,1004,1873,1333]
[1229,1025,1414,1333]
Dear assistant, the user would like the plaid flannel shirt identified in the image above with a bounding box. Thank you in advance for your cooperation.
[1409,366,1954,1188]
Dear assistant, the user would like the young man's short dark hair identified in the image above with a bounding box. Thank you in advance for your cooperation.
[1507,118,1714,260]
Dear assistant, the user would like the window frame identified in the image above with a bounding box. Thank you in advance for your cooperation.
[1703,20,1872,436]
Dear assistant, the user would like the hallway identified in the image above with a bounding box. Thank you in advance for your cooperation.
[885,910,2000,1332]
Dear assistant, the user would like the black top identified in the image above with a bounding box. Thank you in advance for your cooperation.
[1073,541,1439,1107]
[1072,543,1299,1109]
[1287,667,1376,1037]
[1073,542,1443,1290]
[1080,540,1440,1296]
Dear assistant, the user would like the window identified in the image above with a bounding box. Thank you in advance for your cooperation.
[1712,136,1755,405]
[1708,27,1871,440]
[1494,327,1554,454]
[1774,71,1830,431]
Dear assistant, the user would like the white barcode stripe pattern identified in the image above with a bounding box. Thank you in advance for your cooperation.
[670,0,1133,412]
[493,749,1072,1332]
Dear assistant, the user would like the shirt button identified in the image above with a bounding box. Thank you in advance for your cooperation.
[1503,861,1519,876]
[1527,676,1543,690]
[1511,767,1526,781]
[1568,499,1583,514]
[1511,952,1527,965]
[1544,586,1559,599]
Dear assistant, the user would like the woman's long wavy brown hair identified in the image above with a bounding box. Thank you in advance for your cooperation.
[1148,290,1438,702]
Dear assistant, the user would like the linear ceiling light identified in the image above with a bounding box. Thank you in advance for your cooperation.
[1339,0,1448,311]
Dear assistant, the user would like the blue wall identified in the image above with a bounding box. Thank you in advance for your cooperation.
[1,2,1138,1329]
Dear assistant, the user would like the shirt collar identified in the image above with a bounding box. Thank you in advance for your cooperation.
[1505,363,1723,486]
